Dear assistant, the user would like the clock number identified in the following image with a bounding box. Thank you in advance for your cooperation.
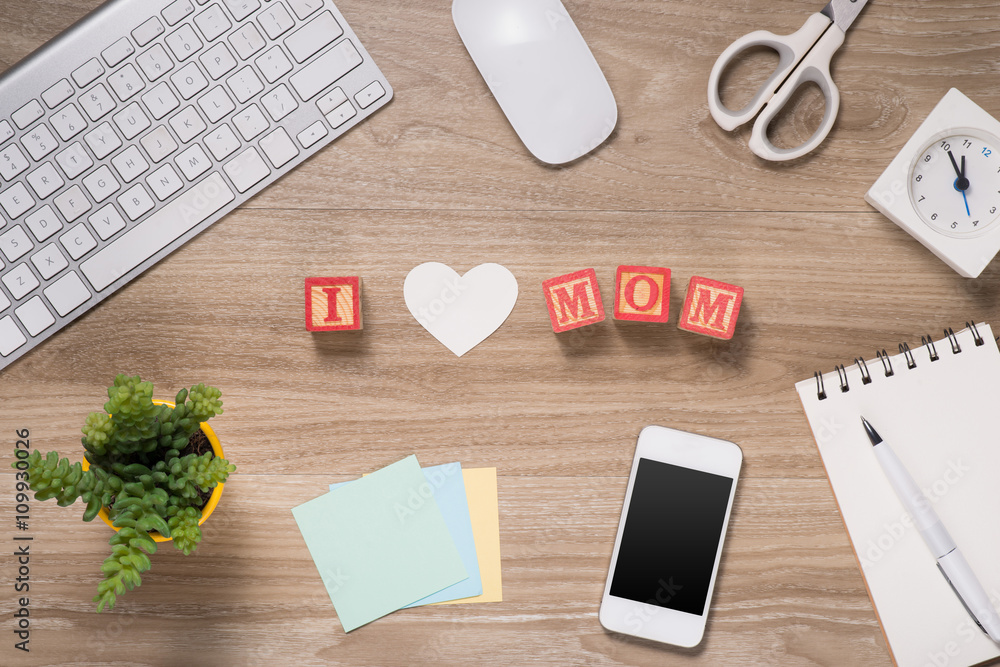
[952,222,959,229]
[992,207,997,214]
[918,195,926,202]
[931,213,938,220]
[963,139,973,148]
[941,141,951,151]
[915,174,923,182]
[974,220,980,227]
[924,154,932,162]
[984,147,993,157]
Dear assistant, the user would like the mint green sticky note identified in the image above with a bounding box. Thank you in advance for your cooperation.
[292,455,467,632]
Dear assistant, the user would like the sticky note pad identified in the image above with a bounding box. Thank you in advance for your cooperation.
[292,455,467,632]
[436,467,502,605]
[331,462,483,606]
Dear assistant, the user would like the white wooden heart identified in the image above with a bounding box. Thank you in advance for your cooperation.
[404,263,519,357]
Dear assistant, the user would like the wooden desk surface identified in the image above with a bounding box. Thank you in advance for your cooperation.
[3,0,1000,664]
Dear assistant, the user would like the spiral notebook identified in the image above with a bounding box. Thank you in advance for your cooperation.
[796,323,1000,667]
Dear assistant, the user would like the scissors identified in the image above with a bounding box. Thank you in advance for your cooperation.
[707,0,870,161]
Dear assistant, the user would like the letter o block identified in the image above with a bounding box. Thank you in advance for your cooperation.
[614,266,670,322]
[542,268,605,332]
[305,277,362,331]
[677,276,743,339]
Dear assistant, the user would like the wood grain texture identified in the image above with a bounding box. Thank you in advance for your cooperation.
[2,0,1000,664]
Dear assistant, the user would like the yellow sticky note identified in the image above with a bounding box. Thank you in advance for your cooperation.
[434,467,502,605]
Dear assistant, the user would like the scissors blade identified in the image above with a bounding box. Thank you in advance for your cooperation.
[821,0,870,32]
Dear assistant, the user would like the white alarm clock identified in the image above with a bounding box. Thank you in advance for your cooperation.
[866,89,1000,278]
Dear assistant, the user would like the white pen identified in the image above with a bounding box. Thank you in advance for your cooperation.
[862,416,1000,642]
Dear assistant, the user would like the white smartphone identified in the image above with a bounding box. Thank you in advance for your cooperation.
[599,425,742,648]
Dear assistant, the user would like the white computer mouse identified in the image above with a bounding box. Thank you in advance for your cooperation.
[452,0,617,165]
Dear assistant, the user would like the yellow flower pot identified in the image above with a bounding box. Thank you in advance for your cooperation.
[81,400,226,543]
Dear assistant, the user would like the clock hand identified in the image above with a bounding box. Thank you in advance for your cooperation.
[948,150,971,191]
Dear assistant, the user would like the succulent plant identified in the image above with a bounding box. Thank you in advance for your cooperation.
[16,374,234,612]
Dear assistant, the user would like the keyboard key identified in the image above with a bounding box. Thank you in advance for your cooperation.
[55,142,94,179]
[199,86,236,123]
[166,24,204,62]
[79,84,117,121]
[21,124,59,160]
[355,81,386,109]
[137,44,175,82]
[230,23,266,60]
[1,145,30,181]
[42,79,74,109]
[118,183,155,220]
[259,128,298,168]
[195,4,232,42]
[13,100,45,129]
[72,59,106,88]
[175,144,212,180]
[26,162,65,199]
[4,263,39,299]
[147,164,184,200]
[82,172,235,292]
[0,316,27,356]
[141,125,179,164]
[296,120,327,148]
[60,223,98,260]
[259,3,295,39]
[233,104,268,141]
[142,82,181,120]
[25,206,63,242]
[89,204,127,240]
[0,121,13,145]
[15,297,55,336]
[223,0,261,21]
[82,165,121,203]
[50,104,88,141]
[317,87,348,114]
[84,122,123,159]
[162,0,195,26]
[170,106,207,143]
[172,62,209,100]
[0,184,35,219]
[200,43,238,80]
[286,12,342,64]
[256,46,293,84]
[288,0,322,21]
[54,185,92,223]
[132,16,166,47]
[223,146,270,193]
[0,225,33,262]
[113,103,151,140]
[30,243,68,280]
[262,84,298,121]
[112,145,150,183]
[289,40,363,101]
[325,100,356,129]
[44,271,91,316]
[226,67,264,104]
[109,64,146,102]
[102,38,136,68]
[205,124,240,160]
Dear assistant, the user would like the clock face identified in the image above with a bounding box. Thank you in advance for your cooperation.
[909,130,1000,237]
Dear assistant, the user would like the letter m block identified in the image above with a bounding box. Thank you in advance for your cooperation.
[305,277,363,331]
[542,268,605,332]
[677,276,743,339]
[614,265,670,322]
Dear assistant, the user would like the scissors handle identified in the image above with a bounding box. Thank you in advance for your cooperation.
[747,23,844,161]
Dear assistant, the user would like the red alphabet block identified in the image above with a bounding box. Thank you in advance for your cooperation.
[677,276,743,339]
[614,265,671,322]
[305,277,362,331]
[542,269,605,332]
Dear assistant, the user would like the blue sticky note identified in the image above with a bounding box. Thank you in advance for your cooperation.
[331,462,483,605]
[293,455,467,632]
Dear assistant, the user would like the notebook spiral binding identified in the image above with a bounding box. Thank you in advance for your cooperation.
[813,322,987,400]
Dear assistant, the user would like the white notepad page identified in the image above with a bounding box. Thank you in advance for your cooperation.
[796,324,1000,667]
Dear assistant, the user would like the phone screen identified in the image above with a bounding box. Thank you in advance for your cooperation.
[609,458,734,616]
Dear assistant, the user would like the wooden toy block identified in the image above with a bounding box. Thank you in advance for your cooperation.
[542,268,605,332]
[614,265,671,322]
[305,277,362,331]
[677,276,743,339]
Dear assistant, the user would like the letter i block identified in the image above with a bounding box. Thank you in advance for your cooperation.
[614,266,671,322]
[677,276,743,339]
[542,268,605,332]
[305,277,362,331]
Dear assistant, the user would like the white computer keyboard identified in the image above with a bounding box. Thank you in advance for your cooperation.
[0,0,391,370]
